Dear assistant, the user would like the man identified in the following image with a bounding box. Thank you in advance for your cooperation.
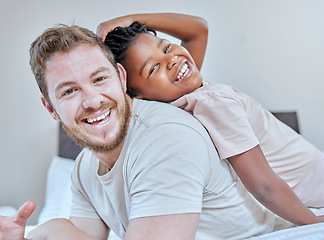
[0,25,294,240]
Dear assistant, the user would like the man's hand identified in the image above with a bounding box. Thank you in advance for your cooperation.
[0,201,36,240]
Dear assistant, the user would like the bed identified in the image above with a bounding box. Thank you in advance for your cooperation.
[20,112,323,239]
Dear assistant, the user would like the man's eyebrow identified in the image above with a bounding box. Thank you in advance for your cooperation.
[90,66,112,78]
[54,81,75,94]
[139,39,166,76]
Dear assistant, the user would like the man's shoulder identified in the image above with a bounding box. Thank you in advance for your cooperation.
[130,99,217,158]
[133,99,204,129]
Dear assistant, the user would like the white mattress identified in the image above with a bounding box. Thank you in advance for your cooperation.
[245,222,324,240]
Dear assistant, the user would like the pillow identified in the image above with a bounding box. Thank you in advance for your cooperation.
[0,206,17,216]
[37,156,74,224]
[36,155,122,240]
[59,125,82,160]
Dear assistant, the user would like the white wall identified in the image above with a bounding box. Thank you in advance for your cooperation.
[0,0,323,224]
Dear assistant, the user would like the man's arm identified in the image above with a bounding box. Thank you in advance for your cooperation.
[27,213,199,240]
[69,217,109,240]
[26,217,109,240]
[228,145,321,226]
[124,213,199,240]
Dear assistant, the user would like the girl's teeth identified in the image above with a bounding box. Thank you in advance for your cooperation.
[177,64,188,80]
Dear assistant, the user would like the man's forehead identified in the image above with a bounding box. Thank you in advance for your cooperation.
[55,44,103,59]
[46,44,113,72]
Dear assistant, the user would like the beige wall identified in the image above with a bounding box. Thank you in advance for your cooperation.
[1,0,323,224]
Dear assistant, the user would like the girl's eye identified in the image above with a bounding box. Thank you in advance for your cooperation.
[164,44,171,54]
[149,64,159,75]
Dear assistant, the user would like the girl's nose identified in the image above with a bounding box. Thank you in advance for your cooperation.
[167,55,178,69]
[82,88,104,109]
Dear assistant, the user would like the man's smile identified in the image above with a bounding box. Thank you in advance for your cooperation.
[85,109,111,124]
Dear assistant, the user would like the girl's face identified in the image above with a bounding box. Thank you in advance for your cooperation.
[123,33,203,102]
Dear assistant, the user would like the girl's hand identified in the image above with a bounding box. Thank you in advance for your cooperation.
[0,201,36,240]
[96,13,208,70]
[97,15,136,41]
[318,215,324,222]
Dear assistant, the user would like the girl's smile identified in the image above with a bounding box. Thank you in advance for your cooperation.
[123,33,203,102]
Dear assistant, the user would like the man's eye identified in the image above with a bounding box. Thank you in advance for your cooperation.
[95,77,106,83]
[62,89,75,96]
[149,64,158,75]
[164,44,171,54]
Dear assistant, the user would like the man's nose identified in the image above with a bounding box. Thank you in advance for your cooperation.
[167,55,178,69]
[82,88,104,109]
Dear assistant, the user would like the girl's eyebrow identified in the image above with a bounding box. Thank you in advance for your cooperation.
[139,39,166,76]
[140,59,149,76]
[157,39,165,48]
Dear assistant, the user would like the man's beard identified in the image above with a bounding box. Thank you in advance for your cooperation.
[61,92,131,153]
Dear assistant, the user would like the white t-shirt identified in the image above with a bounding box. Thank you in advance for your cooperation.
[172,81,319,188]
[70,99,291,239]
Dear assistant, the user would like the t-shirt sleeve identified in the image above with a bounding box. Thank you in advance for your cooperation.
[126,124,210,220]
[194,94,259,160]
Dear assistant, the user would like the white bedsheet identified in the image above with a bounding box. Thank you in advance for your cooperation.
[245,222,324,239]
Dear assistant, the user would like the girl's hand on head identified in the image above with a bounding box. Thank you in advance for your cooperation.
[97,13,208,70]
[97,15,136,41]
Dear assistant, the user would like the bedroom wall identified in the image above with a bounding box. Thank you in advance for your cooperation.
[0,0,323,224]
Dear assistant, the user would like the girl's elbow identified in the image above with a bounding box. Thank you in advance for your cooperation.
[198,17,208,35]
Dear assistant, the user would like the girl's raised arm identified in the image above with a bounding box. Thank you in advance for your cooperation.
[97,13,208,70]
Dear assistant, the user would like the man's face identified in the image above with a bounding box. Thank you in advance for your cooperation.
[44,44,131,153]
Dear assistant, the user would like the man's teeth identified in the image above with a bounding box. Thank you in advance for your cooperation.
[87,110,110,123]
[176,63,189,81]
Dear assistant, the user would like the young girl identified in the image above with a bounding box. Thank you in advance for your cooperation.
[97,13,324,225]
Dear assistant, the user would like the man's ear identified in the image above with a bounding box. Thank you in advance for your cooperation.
[41,97,60,120]
[117,63,127,92]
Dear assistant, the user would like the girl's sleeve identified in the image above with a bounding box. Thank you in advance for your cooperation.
[194,95,259,160]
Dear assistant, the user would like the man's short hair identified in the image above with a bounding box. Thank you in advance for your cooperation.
[29,25,118,108]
